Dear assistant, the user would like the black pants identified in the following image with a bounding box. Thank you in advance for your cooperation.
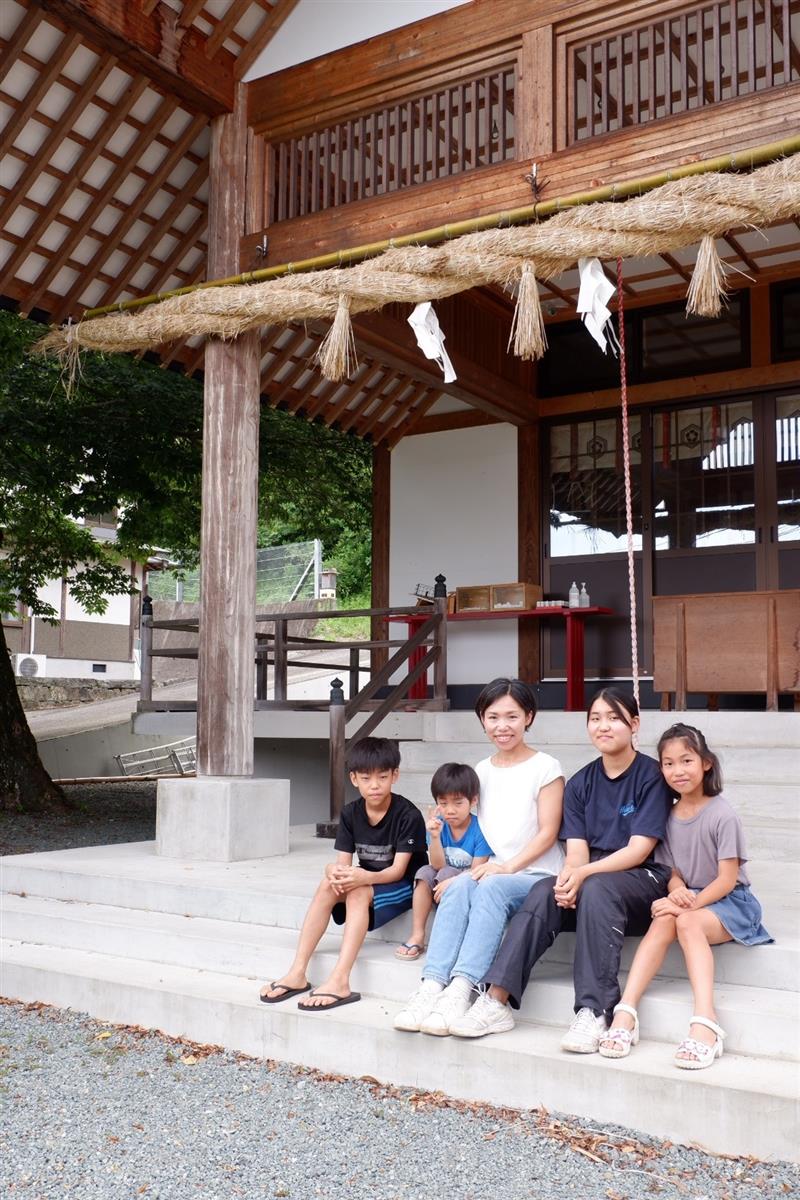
[482,866,668,1021]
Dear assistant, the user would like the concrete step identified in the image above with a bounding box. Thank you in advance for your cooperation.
[398,739,800,785]
[2,939,796,1161]
[3,893,797,1061]
[421,710,800,748]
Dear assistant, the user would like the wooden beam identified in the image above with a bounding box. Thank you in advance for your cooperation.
[385,389,440,448]
[0,30,82,161]
[352,311,535,426]
[235,0,303,81]
[178,0,207,28]
[205,0,249,61]
[38,0,236,114]
[406,409,500,437]
[518,26,555,160]
[197,81,260,777]
[0,6,46,90]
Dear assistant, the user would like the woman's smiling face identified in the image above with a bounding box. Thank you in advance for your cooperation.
[587,698,638,755]
[480,694,532,751]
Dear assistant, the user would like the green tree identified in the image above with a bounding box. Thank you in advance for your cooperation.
[0,312,372,811]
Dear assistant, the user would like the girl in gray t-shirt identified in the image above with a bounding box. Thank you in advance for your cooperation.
[598,723,771,1071]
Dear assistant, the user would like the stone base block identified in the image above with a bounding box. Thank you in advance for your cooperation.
[156,777,289,861]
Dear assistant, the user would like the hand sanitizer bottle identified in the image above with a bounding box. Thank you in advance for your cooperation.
[568,581,580,608]
[579,582,590,608]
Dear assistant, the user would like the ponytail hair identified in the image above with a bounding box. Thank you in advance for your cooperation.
[657,723,723,796]
[586,686,639,728]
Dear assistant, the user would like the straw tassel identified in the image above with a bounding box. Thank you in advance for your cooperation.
[686,234,728,318]
[316,293,358,381]
[508,262,548,361]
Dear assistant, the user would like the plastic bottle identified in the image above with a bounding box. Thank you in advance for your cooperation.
[568,581,580,608]
[579,582,590,608]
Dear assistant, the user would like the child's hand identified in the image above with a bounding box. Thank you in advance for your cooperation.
[668,886,697,909]
[425,806,443,837]
[433,876,456,903]
[332,865,369,892]
[651,897,684,918]
[554,864,586,908]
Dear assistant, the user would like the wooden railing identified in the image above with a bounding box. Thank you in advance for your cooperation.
[138,589,449,830]
[570,0,799,143]
[268,65,516,222]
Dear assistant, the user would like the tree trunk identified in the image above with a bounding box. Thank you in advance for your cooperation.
[0,620,68,813]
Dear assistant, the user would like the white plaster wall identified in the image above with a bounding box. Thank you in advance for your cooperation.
[64,580,131,624]
[43,659,138,681]
[390,424,518,685]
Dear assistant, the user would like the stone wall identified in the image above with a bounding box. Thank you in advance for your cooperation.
[18,677,140,710]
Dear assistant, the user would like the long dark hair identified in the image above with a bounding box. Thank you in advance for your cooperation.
[475,677,537,730]
[657,723,723,796]
[586,686,639,727]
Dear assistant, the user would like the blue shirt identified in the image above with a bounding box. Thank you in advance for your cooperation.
[430,813,493,869]
[560,753,672,855]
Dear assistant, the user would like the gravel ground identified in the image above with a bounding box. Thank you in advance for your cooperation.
[0,1000,797,1200]
[0,783,156,856]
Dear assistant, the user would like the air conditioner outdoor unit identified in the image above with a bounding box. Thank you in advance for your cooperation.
[12,653,47,678]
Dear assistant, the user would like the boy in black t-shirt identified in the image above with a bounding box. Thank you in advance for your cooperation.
[259,737,427,1012]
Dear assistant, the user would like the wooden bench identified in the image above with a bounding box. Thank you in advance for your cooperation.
[654,590,800,711]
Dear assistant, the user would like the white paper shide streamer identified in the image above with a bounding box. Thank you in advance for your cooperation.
[577,257,620,355]
[408,302,457,383]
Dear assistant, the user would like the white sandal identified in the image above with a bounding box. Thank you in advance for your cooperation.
[673,1015,726,1070]
[598,1003,639,1059]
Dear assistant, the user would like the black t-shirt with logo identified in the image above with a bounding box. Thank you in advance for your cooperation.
[335,793,428,882]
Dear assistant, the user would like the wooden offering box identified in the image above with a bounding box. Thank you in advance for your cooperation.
[491,583,543,610]
[455,585,492,612]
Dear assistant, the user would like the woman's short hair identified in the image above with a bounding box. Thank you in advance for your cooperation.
[657,723,723,796]
[586,686,639,727]
[475,677,538,729]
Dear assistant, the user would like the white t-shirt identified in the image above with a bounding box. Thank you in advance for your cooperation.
[475,751,565,877]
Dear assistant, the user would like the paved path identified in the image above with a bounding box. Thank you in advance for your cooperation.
[26,649,369,742]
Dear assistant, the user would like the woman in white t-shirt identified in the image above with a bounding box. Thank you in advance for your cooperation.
[393,678,564,1036]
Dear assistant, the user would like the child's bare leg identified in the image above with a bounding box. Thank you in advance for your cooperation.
[607,915,678,1033]
[675,908,731,1053]
[401,883,433,952]
[260,876,339,999]
[303,884,373,1007]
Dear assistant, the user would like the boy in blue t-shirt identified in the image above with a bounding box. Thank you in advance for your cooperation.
[395,762,493,961]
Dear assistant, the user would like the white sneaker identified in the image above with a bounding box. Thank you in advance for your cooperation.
[450,992,515,1039]
[419,981,474,1036]
[561,1007,608,1053]
[393,981,442,1032]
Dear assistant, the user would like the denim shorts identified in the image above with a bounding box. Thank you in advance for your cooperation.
[708,884,773,945]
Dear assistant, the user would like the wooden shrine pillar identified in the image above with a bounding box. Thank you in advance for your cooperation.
[158,85,289,860]
[196,83,260,778]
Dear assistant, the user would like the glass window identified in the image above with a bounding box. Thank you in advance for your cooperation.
[538,319,629,397]
[776,394,800,542]
[640,296,747,381]
[549,416,642,556]
[772,282,800,361]
[653,400,755,550]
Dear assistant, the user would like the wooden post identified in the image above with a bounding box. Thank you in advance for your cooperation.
[433,573,448,706]
[518,422,541,684]
[274,618,287,702]
[766,596,778,711]
[196,82,260,778]
[371,442,391,678]
[255,634,268,701]
[675,601,687,711]
[349,646,361,700]
[518,26,554,161]
[140,595,153,704]
[319,677,346,838]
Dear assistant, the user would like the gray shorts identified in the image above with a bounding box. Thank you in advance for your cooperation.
[414,864,464,891]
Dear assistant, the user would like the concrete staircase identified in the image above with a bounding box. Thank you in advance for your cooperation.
[2,711,798,1160]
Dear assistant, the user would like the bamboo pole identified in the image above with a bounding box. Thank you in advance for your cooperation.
[79,135,800,321]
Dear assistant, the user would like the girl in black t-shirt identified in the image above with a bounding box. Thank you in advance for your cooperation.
[448,688,673,1048]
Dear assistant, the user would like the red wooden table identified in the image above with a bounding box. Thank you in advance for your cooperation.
[394,607,615,711]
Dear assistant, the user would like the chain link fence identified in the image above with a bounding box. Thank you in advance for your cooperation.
[147,540,323,605]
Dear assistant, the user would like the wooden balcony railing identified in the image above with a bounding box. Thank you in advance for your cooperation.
[570,0,799,143]
[268,65,515,222]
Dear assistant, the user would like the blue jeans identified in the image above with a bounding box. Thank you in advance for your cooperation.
[422,871,549,987]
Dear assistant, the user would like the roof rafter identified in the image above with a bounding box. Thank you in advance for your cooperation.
[235,0,301,81]
[38,0,236,114]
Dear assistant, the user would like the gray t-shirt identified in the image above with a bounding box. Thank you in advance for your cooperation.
[654,794,749,889]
